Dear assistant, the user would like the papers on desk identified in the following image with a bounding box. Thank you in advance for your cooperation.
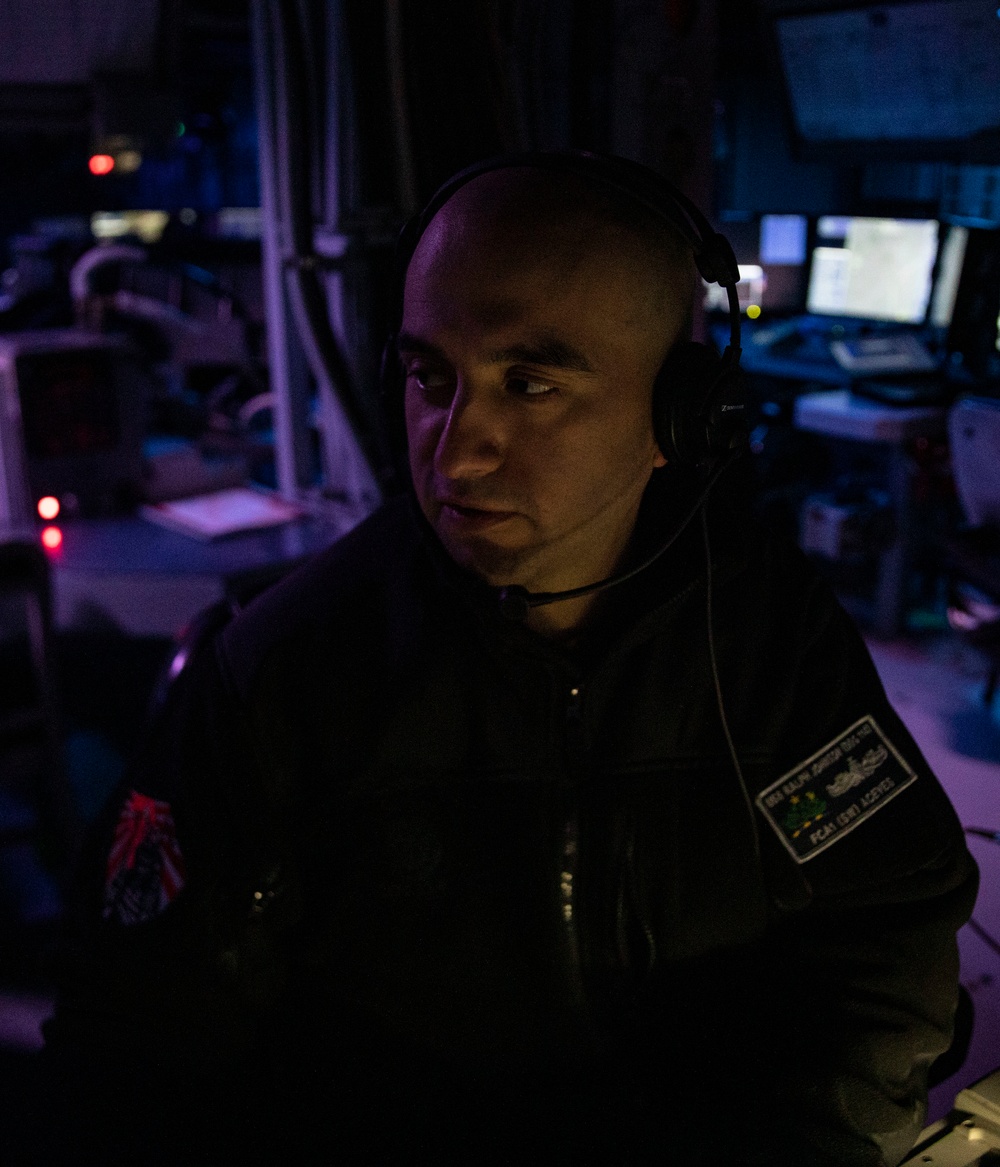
[140,487,305,540]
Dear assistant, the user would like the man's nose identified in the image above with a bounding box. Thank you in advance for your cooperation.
[433,383,505,480]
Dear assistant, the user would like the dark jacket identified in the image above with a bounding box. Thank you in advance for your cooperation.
[39,477,977,1165]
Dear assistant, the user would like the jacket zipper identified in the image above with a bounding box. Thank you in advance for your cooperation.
[560,682,588,1011]
[561,683,584,925]
[622,831,657,977]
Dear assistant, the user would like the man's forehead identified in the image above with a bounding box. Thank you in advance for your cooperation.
[403,282,542,332]
[400,258,624,368]
[403,184,638,324]
[403,240,654,359]
[402,219,603,337]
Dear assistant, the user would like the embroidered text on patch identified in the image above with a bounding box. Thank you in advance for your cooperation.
[756,716,917,863]
[103,790,186,925]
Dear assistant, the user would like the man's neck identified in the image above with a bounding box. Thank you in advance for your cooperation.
[522,591,604,641]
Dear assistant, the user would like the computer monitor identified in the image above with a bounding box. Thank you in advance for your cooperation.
[760,215,808,267]
[0,331,146,525]
[945,227,1000,380]
[805,217,939,324]
[774,0,1000,160]
[929,225,969,330]
[91,211,170,244]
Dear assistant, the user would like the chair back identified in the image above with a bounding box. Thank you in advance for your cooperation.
[0,537,79,880]
[949,396,1000,528]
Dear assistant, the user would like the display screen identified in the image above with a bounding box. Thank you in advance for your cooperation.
[17,349,120,459]
[805,217,939,324]
[759,214,808,266]
[91,210,169,244]
[776,1,1000,147]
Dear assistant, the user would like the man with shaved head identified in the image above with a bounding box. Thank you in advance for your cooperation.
[35,155,975,1166]
[400,166,690,635]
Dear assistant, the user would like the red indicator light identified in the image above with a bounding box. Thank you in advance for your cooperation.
[88,154,115,176]
[41,526,63,551]
[37,496,60,520]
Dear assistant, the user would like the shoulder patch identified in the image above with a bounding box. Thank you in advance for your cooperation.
[103,790,187,925]
[756,715,917,864]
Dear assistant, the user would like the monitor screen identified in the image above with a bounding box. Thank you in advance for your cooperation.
[91,210,169,244]
[805,217,939,324]
[775,1,1000,151]
[759,214,808,267]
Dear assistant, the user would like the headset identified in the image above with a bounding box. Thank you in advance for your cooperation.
[381,149,749,618]
[383,149,746,471]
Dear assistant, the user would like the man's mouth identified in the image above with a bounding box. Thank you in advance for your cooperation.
[437,499,519,527]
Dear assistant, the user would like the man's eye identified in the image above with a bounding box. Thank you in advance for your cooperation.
[406,367,451,392]
[509,377,557,397]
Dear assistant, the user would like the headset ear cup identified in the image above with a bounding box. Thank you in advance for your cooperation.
[655,341,749,466]
[705,361,749,459]
[654,341,723,466]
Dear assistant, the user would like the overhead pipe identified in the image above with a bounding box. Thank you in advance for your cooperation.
[253,0,391,503]
[272,0,390,497]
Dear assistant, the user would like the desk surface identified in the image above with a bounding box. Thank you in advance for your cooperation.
[793,389,947,443]
[741,348,854,386]
[713,319,853,386]
[722,316,942,386]
[46,508,363,637]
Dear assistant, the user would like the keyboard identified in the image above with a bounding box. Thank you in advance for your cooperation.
[830,333,939,376]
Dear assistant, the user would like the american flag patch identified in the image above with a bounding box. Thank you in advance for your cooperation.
[103,790,186,925]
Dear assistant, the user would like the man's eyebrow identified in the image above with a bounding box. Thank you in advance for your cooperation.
[395,331,595,374]
[486,338,594,374]
[396,332,445,359]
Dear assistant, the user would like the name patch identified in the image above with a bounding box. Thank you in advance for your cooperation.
[756,715,917,863]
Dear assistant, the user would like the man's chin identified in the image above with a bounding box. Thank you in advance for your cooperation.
[435,529,532,589]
